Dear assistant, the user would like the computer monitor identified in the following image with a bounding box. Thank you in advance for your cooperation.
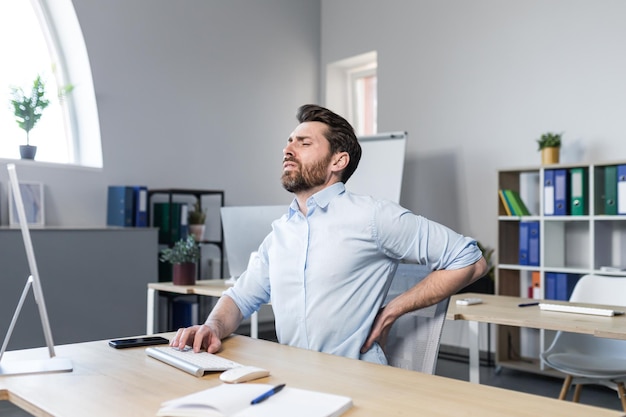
[0,164,72,376]
[220,205,287,280]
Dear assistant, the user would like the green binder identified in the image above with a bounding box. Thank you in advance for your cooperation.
[605,165,618,215]
[569,168,588,215]
[153,202,185,244]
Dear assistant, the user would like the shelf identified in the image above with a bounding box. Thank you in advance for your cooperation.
[148,189,225,279]
[496,160,626,376]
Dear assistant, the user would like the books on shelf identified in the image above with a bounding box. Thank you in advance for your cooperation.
[498,189,530,216]
[498,189,512,216]
[107,185,149,227]
[156,383,353,417]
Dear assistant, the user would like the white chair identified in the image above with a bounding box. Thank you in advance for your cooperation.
[384,263,449,374]
[540,274,626,411]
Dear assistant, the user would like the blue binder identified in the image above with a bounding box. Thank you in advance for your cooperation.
[545,272,557,300]
[107,186,134,227]
[544,170,555,215]
[172,297,199,329]
[556,273,580,301]
[132,186,148,227]
[528,221,540,266]
[519,222,529,265]
[554,169,567,215]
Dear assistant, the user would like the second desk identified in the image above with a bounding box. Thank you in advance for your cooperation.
[448,293,626,383]
[146,280,261,338]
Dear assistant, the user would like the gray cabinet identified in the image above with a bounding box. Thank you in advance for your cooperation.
[0,227,158,350]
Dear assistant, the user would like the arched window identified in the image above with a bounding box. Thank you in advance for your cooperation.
[0,0,102,167]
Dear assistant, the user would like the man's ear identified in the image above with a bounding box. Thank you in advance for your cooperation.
[331,152,349,172]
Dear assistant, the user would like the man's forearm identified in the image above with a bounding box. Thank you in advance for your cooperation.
[386,257,487,319]
[204,295,245,339]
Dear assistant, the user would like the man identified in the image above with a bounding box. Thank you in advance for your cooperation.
[172,104,487,364]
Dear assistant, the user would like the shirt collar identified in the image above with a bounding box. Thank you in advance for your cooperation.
[287,182,346,217]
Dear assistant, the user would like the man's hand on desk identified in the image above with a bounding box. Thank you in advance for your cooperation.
[170,324,222,354]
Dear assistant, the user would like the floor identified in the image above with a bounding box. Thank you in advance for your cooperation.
[435,354,623,412]
[1,348,622,415]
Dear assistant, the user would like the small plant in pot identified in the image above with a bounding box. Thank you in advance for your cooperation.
[188,201,207,242]
[536,132,562,165]
[9,75,50,160]
[159,235,200,285]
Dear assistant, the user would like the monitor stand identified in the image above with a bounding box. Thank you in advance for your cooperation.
[0,164,72,376]
[0,276,72,376]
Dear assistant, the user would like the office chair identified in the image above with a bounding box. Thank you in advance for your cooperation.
[540,274,626,411]
[383,263,450,374]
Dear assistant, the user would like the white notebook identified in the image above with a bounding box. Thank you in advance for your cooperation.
[156,383,353,417]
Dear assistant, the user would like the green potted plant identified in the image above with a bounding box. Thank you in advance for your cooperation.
[9,75,50,160]
[536,132,562,165]
[159,235,200,285]
[188,200,207,242]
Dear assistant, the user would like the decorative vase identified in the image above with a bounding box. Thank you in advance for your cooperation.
[189,224,206,242]
[172,262,196,285]
[19,145,37,160]
[541,147,560,165]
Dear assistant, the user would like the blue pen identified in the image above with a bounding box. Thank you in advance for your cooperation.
[518,302,540,307]
[250,384,286,405]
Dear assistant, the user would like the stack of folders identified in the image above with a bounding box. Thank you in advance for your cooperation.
[544,272,581,301]
[107,185,148,227]
[543,169,569,216]
[498,189,531,216]
[544,164,626,216]
[518,221,539,266]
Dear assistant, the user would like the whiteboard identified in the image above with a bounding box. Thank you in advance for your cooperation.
[346,131,407,203]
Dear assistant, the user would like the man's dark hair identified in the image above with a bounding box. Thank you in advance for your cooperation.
[296,104,362,183]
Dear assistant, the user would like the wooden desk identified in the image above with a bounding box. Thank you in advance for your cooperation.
[0,334,623,417]
[147,280,261,338]
[448,293,626,383]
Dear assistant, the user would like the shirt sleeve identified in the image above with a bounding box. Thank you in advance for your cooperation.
[222,250,271,319]
[373,200,482,270]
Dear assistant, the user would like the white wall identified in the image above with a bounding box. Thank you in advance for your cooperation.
[0,0,320,226]
[320,0,626,259]
[320,0,626,350]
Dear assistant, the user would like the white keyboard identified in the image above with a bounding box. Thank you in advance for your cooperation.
[146,346,243,377]
[538,303,625,317]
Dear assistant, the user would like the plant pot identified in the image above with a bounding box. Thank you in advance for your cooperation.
[541,147,560,165]
[172,262,196,285]
[189,224,206,242]
[19,145,37,160]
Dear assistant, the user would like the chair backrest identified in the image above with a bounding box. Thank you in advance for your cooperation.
[569,274,626,306]
[384,263,449,374]
[542,274,626,363]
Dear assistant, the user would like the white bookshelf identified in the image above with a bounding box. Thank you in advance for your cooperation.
[496,160,626,375]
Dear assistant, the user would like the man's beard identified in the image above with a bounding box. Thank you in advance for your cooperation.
[281,154,332,193]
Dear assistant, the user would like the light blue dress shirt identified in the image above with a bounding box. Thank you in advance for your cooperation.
[224,182,482,364]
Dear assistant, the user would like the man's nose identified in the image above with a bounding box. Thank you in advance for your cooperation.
[283,143,294,157]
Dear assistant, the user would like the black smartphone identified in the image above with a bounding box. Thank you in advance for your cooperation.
[108,336,169,349]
